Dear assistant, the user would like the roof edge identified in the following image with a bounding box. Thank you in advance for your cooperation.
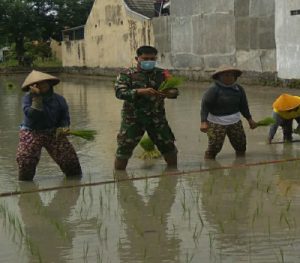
[123,0,151,20]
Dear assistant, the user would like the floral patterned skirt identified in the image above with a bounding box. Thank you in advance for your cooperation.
[16,130,82,180]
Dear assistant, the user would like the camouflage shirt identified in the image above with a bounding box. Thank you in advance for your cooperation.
[115,67,170,118]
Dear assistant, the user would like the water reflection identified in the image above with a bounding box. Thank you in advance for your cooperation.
[18,180,81,262]
[201,159,255,247]
[2,75,300,262]
[115,170,180,262]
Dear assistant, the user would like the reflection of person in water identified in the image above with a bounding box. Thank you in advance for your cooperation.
[115,170,180,262]
[18,181,80,262]
[200,159,256,246]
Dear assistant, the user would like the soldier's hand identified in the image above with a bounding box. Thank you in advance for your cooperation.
[160,88,179,99]
[137,88,162,97]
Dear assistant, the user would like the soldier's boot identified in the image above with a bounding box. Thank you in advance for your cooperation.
[114,158,128,170]
[163,152,177,168]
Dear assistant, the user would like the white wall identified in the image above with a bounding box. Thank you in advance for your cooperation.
[276,0,300,79]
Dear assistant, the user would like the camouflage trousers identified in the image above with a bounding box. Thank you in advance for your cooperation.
[116,114,177,159]
[16,130,82,181]
[205,121,246,158]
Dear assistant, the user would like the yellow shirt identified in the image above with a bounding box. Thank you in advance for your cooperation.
[274,107,300,120]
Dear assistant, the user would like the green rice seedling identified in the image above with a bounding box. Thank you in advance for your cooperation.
[68,129,97,141]
[293,217,297,229]
[268,216,271,240]
[256,117,276,127]
[286,200,292,212]
[51,219,70,241]
[284,215,291,229]
[83,242,89,263]
[266,183,272,193]
[280,211,284,224]
[181,189,187,213]
[209,232,215,251]
[185,251,195,263]
[97,220,103,240]
[279,247,285,263]
[56,128,97,141]
[96,248,103,263]
[104,227,108,241]
[198,212,204,227]
[252,212,257,227]
[285,185,292,196]
[192,223,199,241]
[138,132,161,159]
[99,192,103,209]
[158,76,184,91]
[256,174,262,190]
[218,220,225,233]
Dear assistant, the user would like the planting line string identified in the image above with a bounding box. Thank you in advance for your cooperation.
[1,157,300,198]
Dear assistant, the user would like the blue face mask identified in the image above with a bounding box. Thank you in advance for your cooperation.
[140,60,156,71]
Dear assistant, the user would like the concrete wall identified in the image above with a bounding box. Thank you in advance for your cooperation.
[275,0,300,79]
[62,40,86,67]
[62,0,154,68]
[50,39,62,61]
[235,0,276,72]
[153,0,276,76]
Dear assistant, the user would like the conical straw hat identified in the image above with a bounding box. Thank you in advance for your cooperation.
[273,94,300,111]
[212,65,242,79]
[21,70,60,91]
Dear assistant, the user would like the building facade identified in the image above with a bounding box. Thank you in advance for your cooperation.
[61,0,300,80]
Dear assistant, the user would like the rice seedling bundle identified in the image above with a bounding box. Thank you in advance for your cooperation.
[256,117,276,127]
[139,133,161,159]
[68,130,97,141]
[56,128,97,141]
[158,76,184,91]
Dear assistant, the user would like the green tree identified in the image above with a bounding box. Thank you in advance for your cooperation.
[0,0,94,64]
[51,0,94,40]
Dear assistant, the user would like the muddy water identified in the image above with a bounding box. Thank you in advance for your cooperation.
[1,74,300,262]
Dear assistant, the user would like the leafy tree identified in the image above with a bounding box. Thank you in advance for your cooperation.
[0,0,94,64]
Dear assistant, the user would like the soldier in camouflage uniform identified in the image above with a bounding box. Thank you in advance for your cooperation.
[114,46,178,170]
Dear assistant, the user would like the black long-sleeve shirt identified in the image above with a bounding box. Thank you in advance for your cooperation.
[201,82,252,122]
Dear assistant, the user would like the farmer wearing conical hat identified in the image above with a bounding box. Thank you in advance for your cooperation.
[268,94,300,144]
[200,65,257,159]
[16,70,82,181]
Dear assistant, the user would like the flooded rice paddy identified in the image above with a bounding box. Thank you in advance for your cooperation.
[1,74,300,262]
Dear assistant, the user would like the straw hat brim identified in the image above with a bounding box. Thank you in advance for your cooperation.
[21,70,60,91]
[273,94,300,111]
[212,66,242,79]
